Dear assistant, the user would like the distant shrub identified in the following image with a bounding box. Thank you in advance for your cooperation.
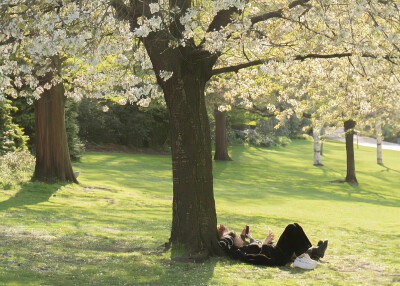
[0,100,29,155]
[0,150,35,189]
[65,100,85,161]
[78,98,170,150]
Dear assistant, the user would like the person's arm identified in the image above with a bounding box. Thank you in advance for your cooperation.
[263,231,275,245]
[240,225,256,243]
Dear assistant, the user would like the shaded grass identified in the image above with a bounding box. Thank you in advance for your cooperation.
[0,140,399,285]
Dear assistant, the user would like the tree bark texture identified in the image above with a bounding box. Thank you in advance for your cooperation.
[376,120,383,165]
[344,119,358,185]
[33,81,78,183]
[145,37,223,259]
[214,110,232,161]
[313,127,323,166]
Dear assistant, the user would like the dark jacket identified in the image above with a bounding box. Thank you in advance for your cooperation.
[219,235,288,266]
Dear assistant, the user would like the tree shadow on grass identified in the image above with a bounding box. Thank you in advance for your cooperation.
[379,163,400,174]
[0,182,65,211]
[213,144,247,178]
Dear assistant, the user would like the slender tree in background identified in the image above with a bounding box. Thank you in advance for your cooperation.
[375,119,383,165]
[213,109,231,161]
[344,119,358,185]
[313,125,323,166]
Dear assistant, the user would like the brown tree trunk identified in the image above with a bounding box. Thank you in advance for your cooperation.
[214,110,231,161]
[344,119,358,185]
[33,80,78,183]
[153,55,222,260]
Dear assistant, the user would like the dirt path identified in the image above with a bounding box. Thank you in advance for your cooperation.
[325,127,400,151]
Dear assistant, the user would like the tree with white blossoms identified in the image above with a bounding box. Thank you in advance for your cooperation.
[0,1,156,182]
[286,55,400,184]
[100,0,400,258]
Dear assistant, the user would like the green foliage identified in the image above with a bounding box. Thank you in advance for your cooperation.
[0,100,28,155]
[65,100,85,161]
[382,123,399,143]
[78,98,170,150]
[0,141,399,285]
[238,115,310,147]
[10,97,35,151]
[0,150,35,189]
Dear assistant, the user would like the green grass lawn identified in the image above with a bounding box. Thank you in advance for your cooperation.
[0,140,399,285]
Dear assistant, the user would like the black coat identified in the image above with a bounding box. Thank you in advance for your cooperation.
[219,235,288,266]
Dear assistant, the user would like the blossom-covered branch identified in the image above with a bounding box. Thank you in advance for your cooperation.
[250,0,311,25]
[211,52,399,76]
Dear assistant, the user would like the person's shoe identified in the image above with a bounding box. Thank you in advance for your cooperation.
[293,253,318,270]
[308,240,328,260]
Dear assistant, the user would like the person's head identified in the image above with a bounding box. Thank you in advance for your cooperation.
[217,224,229,239]
[217,224,245,247]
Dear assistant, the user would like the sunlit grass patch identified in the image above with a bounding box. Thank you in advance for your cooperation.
[0,140,399,285]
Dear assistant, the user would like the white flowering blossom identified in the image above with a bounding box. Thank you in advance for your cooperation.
[149,3,160,14]
[137,98,151,107]
[159,70,173,82]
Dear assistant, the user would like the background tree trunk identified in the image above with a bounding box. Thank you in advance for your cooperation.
[33,80,77,183]
[214,110,232,161]
[344,119,358,185]
[376,119,383,165]
[313,126,323,166]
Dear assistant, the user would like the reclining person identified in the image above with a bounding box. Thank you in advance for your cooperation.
[218,223,328,270]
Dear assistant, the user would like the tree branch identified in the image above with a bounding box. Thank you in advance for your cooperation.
[294,53,353,61]
[251,0,311,26]
[211,52,399,76]
[0,37,16,45]
[206,7,240,32]
[110,0,132,21]
[211,60,263,76]
[236,105,276,118]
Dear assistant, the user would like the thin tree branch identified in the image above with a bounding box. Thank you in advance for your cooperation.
[206,7,240,32]
[250,0,311,26]
[211,60,263,76]
[110,0,132,21]
[211,52,399,76]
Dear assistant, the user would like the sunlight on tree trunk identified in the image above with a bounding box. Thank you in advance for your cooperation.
[313,126,323,166]
[214,110,232,161]
[376,119,383,165]
[33,78,78,183]
[344,119,358,185]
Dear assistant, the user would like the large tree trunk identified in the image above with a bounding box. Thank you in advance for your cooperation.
[214,110,232,161]
[376,119,383,165]
[33,79,78,183]
[344,119,358,185]
[313,126,323,166]
[152,52,222,259]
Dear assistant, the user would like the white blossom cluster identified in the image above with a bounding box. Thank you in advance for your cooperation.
[0,0,160,108]
[0,0,399,123]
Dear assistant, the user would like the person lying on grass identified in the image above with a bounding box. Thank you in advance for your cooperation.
[218,223,328,270]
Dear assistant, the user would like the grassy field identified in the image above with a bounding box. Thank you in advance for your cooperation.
[0,140,399,285]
